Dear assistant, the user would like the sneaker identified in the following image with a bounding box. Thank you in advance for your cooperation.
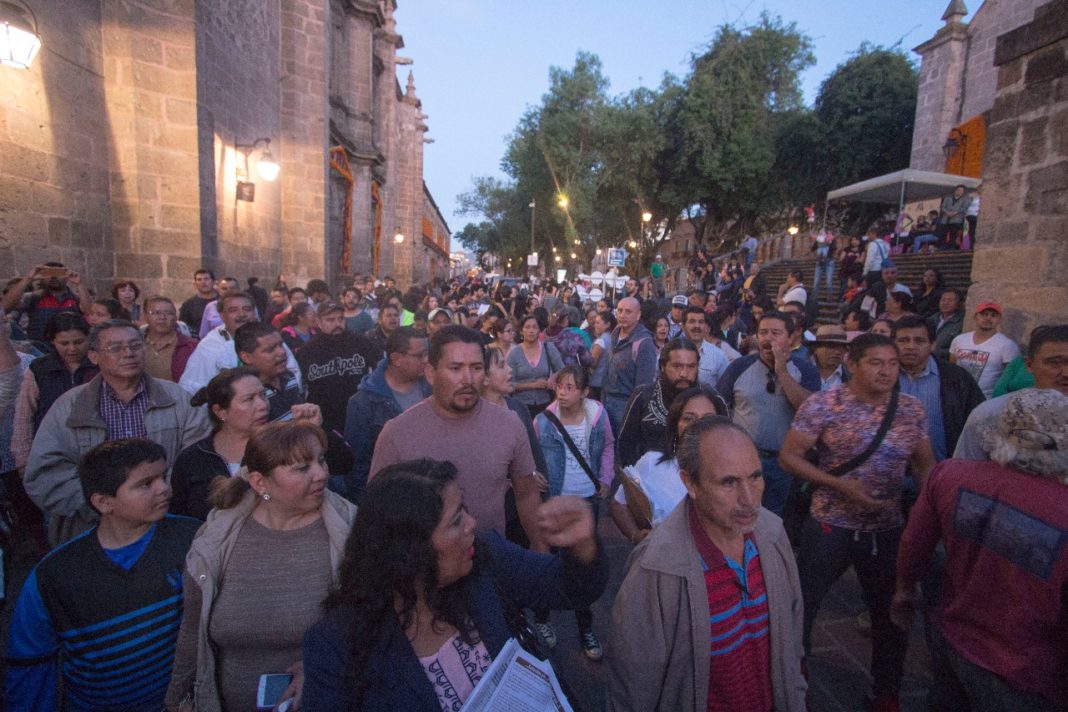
[534,621,557,649]
[865,693,901,712]
[580,629,603,661]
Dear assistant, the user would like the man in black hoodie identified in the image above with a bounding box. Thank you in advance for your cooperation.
[295,301,381,434]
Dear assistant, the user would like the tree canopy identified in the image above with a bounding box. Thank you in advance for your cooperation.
[455,23,918,270]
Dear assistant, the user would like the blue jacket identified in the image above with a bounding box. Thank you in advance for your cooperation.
[302,531,608,712]
[534,399,614,497]
[342,359,431,501]
[603,323,658,402]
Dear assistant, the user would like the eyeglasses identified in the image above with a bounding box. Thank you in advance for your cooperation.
[147,310,176,317]
[765,370,776,394]
[97,340,144,355]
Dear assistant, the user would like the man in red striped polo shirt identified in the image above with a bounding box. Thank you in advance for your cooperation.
[608,416,807,711]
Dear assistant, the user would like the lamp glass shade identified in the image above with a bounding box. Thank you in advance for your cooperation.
[0,3,41,69]
[256,148,280,182]
[394,233,405,244]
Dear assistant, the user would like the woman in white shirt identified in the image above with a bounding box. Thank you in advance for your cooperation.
[610,384,725,544]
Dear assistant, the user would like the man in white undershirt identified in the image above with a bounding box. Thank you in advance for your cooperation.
[949,302,1020,398]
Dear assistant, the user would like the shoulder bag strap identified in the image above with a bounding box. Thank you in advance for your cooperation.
[827,388,899,477]
[541,409,602,492]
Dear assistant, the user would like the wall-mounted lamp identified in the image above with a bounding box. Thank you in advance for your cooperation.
[394,233,405,244]
[942,128,966,159]
[235,137,279,202]
[0,1,42,69]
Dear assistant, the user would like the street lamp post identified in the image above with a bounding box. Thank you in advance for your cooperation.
[528,198,536,277]
[636,210,652,273]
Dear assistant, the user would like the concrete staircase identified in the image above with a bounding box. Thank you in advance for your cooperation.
[760,251,975,324]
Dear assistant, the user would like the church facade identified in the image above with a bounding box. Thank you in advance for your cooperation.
[0,0,448,300]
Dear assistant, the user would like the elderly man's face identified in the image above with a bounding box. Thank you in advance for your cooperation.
[681,427,764,543]
[1027,340,1068,395]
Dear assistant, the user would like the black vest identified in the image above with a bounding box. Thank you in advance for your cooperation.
[28,353,98,432]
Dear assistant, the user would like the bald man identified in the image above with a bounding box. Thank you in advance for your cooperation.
[602,297,658,436]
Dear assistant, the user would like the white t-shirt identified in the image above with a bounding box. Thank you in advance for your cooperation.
[782,284,807,306]
[561,422,595,497]
[950,331,1021,398]
[613,451,687,526]
[697,341,730,387]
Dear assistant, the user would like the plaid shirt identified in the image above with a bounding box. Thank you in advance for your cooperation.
[99,378,150,440]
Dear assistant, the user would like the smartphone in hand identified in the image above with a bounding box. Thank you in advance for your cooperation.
[257,673,293,712]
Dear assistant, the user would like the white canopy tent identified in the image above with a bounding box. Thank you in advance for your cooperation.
[825,168,982,211]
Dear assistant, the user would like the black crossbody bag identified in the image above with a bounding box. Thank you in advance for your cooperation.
[783,388,899,545]
[540,410,604,496]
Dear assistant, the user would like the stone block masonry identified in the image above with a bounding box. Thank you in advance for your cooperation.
[969,0,1068,341]
[1,0,447,300]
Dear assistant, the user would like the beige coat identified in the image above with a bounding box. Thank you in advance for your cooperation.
[24,373,210,545]
[608,501,807,711]
[164,488,356,712]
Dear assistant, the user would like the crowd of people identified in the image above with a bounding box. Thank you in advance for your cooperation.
[0,241,1064,712]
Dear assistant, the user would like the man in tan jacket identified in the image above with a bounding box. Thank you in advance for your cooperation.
[608,416,807,711]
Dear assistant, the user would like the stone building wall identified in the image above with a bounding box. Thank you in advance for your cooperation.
[910,0,1044,173]
[0,0,204,300]
[968,0,1068,342]
[101,0,202,301]
[278,0,329,285]
[417,184,450,285]
[194,0,283,284]
[0,1,112,291]
[1,0,445,300]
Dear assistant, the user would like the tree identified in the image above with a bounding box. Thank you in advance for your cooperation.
[659,14,815,250]
[814,45,918,195]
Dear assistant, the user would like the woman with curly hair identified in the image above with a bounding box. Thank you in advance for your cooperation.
[301,458,607,711]
[111,279,142,323]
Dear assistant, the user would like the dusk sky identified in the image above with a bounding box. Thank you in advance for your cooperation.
[392,0,956,236]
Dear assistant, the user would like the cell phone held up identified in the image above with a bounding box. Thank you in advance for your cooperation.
[257,673,293,712]
[38,266,68,279]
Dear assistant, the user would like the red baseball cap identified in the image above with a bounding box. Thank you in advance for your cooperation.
[974,301,1002,314]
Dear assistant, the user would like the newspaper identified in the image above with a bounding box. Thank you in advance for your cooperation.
[461,638,574,712]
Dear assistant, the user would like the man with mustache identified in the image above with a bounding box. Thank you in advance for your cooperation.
[234,322,317,424]
[780,333,936,712]
[24,320,209,545]
[616,339,721,467]
[368,325,543,548]
[716,312,820,516]
[2,262,92,342]
[179,291,301,396]
[608,417,807,711]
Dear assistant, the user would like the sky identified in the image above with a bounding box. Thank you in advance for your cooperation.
[393,0,957,234]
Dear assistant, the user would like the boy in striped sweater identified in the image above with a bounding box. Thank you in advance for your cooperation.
[5,439,199,711]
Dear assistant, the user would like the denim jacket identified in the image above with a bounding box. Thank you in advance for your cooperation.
[534,399,615,497]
